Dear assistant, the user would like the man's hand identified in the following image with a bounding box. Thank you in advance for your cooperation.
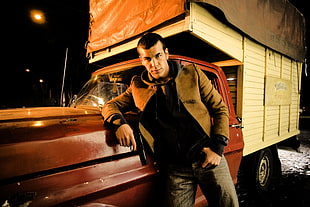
[201,147,221,168]
[115,124,137,151]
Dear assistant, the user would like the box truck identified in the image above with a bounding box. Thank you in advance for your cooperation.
[86,0,306,200]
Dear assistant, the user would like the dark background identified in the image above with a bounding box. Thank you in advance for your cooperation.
[1,0,309,109]
[2,0,89,107]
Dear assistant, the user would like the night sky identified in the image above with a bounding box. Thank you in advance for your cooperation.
[2,0,90,108]
[1,0,309,110]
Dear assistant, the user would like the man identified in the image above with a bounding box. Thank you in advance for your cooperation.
[102,33,239,207]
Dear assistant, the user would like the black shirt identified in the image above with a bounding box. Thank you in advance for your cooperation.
[145,62,207,165]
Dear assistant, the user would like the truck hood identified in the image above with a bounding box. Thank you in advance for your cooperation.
[0,106,110,180]
[0,106,99,122]
[0,107,102,144]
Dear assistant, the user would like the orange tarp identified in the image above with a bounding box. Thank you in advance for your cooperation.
[87,0,306,61]
[87,0,186,54]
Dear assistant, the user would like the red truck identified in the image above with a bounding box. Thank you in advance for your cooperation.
[0,56,243,207]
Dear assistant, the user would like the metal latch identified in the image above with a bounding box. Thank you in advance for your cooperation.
[229,124,243,128]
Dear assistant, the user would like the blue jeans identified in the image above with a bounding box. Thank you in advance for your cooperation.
[166,157,239,207]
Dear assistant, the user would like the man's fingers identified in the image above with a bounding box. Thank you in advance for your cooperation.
[131,137,137,151]
[126,133,133,145]
[116,124,133,146]
[120,136,135,148]
[201,147,221,168]
[121,136,130,147]
[123,135,130,147]
[127,134,137,151]
[202,160,209,168]
[119,138,123,146]
[115,124,137,150]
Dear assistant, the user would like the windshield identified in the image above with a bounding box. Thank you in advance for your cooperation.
[72,65,145,108]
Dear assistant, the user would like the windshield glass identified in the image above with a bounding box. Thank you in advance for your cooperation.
[72,65,145,108]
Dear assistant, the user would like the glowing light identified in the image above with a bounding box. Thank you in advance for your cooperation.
[39,79,44,83]
[32,121,44,127]
[98,97,104,106]
[34,14,42,20]
[25,68,30,72]
[30,9,46,24]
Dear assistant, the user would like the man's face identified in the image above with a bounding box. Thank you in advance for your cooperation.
[138,41,169,80]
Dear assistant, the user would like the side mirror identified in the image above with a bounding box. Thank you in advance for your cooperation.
[69,94,78,108]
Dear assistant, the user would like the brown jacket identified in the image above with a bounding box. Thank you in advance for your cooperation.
[102,63,229,151]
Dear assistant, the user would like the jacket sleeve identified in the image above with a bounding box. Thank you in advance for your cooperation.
[195,65,230,155]
[101,83,136,129]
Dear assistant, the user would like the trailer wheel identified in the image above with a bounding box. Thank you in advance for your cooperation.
[256,148,273,191]
[241,146,281,194]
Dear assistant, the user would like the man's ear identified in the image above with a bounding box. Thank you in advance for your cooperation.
[165,48,169,59]
[137,47,143,61]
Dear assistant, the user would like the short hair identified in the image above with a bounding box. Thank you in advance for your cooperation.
[137,33,167,50]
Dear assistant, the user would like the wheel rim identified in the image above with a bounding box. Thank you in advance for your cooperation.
[258,155,271,187]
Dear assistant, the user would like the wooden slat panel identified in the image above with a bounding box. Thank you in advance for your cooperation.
[191,3,243,61]
[282,57,292,79]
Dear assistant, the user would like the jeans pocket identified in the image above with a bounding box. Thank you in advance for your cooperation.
[203,163,217,170]
[192,161,217,172]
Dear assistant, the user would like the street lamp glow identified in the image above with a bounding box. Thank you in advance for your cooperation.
[34,14,42,20]
[39,79,44,83]
[30,9,46,24]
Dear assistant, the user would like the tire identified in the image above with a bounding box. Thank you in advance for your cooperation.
[240,146,281,194]
[255,148,274,191]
